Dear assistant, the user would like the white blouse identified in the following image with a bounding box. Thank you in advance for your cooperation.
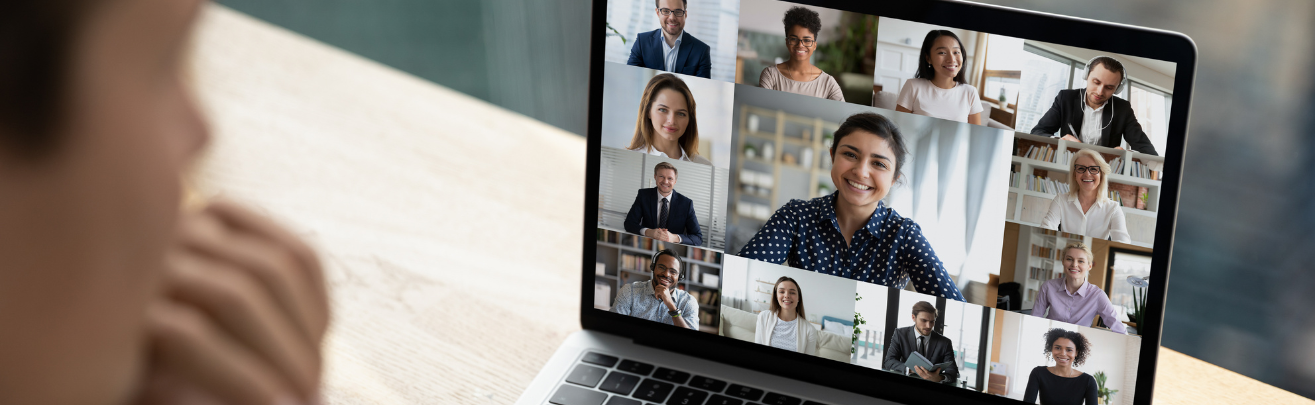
[1039,192,1131,243]
[636,144,711,165]
[753,310,819,355]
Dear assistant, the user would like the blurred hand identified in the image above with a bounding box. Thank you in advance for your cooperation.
[135,201,329,405]
[914,366,944,382]
[1061,134,1081,143]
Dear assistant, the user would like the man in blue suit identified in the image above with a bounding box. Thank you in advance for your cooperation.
[626,0,712,79]
[624,162,704,246]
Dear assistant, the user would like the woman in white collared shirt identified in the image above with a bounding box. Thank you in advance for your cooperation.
[754,276,820,355]
[1040,149,1131,243]
[627,73,712,165]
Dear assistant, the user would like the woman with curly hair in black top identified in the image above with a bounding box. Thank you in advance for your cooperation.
[1023,328,1099,404]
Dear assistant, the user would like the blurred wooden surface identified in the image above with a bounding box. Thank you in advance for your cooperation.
[188,5,1311,405]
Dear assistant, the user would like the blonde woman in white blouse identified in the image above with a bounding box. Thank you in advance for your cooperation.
[754,276,820,355]
[1040,149,1131,243]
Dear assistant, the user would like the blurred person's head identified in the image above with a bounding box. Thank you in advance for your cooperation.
[1044,328,1091,368]
[915,30,967,85]
[1062,242,1094,283]
[1068,149,1110,201]
[654,162,677,195]
[828,112,906,212]
[1084,57,1125,108]
[655,0,686,38]
[911,301,938,336]
[0,0,209,403]
[782,7,821,65]
[629,73,701,158]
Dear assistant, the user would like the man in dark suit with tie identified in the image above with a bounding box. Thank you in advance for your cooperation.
[624,162,704,246]
[1029,56,1158,155]
[626,0,713,78]
[883,301,959,385]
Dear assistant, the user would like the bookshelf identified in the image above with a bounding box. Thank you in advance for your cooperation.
[1005,133,1162,248]
[731,105,839,249]
[594,229,724,333]
[1016,227,1090,311]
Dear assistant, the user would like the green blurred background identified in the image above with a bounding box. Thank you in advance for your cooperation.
[217,0,1315,399]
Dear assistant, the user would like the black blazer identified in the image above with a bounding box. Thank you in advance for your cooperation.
[883,326,959,385]
[1029,89,1159,156]
[623,188,704,247]
[625,29,713,79]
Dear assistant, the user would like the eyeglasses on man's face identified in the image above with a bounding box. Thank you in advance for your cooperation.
[786,37,816,48]
[658,8,686,18]
[653,263,681,278]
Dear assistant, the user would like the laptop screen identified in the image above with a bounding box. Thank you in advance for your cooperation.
[591,0,1179,402]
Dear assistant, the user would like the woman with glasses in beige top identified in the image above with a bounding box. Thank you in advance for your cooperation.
[758,6,845,102]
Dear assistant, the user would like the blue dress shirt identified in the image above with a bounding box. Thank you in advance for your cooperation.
[738,192,965,301]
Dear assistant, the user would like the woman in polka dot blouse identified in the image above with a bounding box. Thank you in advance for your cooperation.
[738,112,965,301]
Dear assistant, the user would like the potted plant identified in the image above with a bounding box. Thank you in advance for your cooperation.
[851,293,867,355]
[606,23,627,44]
[1127,276,1149,335]
[1094,371,1119,405]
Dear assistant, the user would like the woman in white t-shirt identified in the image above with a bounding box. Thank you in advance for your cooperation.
[895,30,984,125]
[754,276,820,355]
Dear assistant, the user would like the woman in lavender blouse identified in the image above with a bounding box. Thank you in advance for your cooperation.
[1032,242,1128,334]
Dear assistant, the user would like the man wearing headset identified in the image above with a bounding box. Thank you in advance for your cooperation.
[1029,56,1159,156]
[610,250,700,330]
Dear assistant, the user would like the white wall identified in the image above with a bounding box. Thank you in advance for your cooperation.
[742,259,858,324]
[737,0,844,43]
[1025,41,1175,93]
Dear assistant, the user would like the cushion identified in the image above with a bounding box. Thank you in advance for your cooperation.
[719,305,757,342]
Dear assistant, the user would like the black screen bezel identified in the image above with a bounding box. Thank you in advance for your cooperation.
[580,1,1196,404]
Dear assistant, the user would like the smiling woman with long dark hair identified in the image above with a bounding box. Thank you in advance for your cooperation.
[753,276,820,354]
[895,30,984,125]
[737,112,964,300]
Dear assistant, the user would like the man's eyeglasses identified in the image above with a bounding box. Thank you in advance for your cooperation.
[1074,165,1103,175]
[653,263,681,279]
[658,8,686,18]
[786,37,816,48]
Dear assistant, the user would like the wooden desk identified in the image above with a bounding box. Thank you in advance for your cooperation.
[189,5,1311,405]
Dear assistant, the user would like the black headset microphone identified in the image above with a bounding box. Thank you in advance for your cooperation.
[1077,55,1125,134]
[649,249,684,282]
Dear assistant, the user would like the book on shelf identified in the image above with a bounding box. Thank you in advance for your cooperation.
[698,308,717,327]
[1023,175,1069,195]
[1026,288,1038,302]
[620,253,652,272]
[1035,228,1082,239]
[698,290,720,306]
[701,273,720,286]
[1031,244,1057,259]
[594,281,612,310]
[595,262,606,276]
[1028,266,1060,281]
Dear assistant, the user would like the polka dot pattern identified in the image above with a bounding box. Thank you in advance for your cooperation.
[737,192,966,301]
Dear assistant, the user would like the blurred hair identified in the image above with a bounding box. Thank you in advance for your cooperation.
[629,73,701,159]
[654,0,687,11]
[1068,149,1111,201]
[1062,242,1094,264]
[769,276,806,320]
[912,301,938,319]
[0,1,95,157]
[782,6,822,37]
[1044,328,1092,366]
[914,30,967,85]
[654,161,678,177]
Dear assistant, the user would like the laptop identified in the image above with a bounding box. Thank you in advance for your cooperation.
[518,0,1195,404]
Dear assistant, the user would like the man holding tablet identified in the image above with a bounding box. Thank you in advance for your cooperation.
[883,301,959,385]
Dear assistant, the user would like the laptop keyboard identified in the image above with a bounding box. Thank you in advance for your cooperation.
[547,352,829,405]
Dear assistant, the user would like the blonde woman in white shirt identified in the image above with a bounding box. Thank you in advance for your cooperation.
[1040,149,1132,243]
[895,30,984,126]
[754,276,820,355]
